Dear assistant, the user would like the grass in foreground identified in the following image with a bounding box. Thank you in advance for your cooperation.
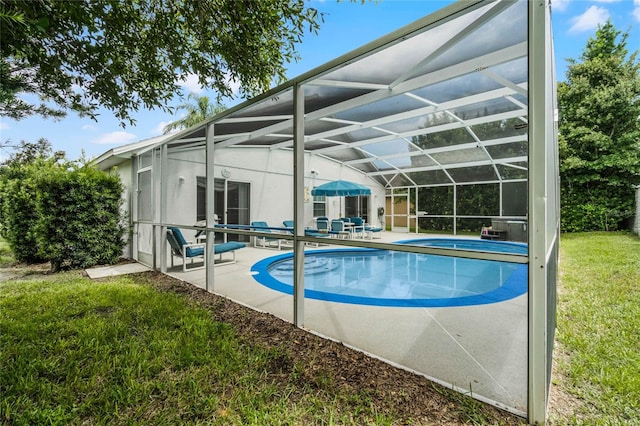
[0,273,404,425]
[553,232,640,424]
[1,270,516,425]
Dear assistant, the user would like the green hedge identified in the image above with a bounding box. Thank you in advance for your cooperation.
[560,183,636,232]
[0,160,125,271]
[0,162,45,263]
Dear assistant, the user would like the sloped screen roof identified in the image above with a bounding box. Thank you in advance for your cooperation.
[171,0,529,189]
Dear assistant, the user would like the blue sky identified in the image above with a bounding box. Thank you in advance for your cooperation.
[1,0,638,162]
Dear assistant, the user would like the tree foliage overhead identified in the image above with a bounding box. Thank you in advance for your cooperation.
[558,21,640,232]
[0,0,322,125]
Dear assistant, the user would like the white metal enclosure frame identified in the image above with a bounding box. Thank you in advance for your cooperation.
[96,1,558,423]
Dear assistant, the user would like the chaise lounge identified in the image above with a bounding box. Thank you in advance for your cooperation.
[251,221,290,249]
[283,220,331,246]
[167,227,245,271]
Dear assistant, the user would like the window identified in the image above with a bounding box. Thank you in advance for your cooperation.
[313,193,326,217]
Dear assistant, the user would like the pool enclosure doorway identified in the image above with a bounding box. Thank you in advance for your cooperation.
[96,1,559,423]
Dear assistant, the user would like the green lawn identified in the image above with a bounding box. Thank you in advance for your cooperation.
[553,232,640,425]
[0,273,405,425]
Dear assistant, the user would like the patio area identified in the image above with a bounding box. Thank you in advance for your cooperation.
[165,231,527,415]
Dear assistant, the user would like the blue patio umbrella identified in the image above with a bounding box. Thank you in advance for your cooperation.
[311,180,371,197]
[311,180,371,216]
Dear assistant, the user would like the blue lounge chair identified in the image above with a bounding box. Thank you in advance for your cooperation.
[283,220,331,245]
[167,227,205,271]
[251,221,288,249]
[213,241,246,264]
[364,224,383,239]
[168,227,245,271]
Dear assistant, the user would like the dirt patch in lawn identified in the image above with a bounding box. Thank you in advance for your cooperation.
[132,271,526,425]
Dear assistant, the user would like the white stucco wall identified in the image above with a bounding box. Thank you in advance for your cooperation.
[115,160,133,258]
[163,146,386,230]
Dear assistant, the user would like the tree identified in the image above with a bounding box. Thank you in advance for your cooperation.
[163,93,226,134]
[0,0,322,125]
[0,138,64,168]
[558,21,640,232]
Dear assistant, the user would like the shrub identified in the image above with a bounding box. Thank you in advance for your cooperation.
[0,161,48,263]
[0,156,125,271]
[35,164,125,272]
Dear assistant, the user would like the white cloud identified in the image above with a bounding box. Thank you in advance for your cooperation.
[92,131,137,145]
[634,0,640,22]
[81,124,95,131]
[178,72,242,97]
[552,0,571,12]
[569,5,610,33]
[178,73,203,94]
[151,121,178,135]
[0,122,9,131]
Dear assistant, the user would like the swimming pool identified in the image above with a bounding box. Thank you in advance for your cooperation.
[251,239,528,308]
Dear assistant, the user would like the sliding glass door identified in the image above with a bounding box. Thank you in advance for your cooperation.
[197,177,250,243]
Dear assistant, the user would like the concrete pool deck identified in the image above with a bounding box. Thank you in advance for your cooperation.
[163,231,528,415]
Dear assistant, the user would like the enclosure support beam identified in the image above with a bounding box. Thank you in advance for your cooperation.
[453,185,457,235]
[528,0,554,424]
[159,145,168,274]
[205,122,216,293]
[293,83,306,327]
[499,181,504,216]
[131,155,138,261]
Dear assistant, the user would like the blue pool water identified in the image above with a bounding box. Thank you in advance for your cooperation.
[396,238,528,255]
[251,239,528,308]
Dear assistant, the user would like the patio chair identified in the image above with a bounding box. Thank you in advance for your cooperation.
[168,227,246,271]
[167,227,205,272]
[348,217,366,238]
[330,219,351,239]
[212,241,246,265]
[282,220,331,245]
[316,218,329,233]
[251,221,288,249]
[283,219,326,235]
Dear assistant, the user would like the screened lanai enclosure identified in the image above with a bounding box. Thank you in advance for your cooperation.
[96,1,558,423]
